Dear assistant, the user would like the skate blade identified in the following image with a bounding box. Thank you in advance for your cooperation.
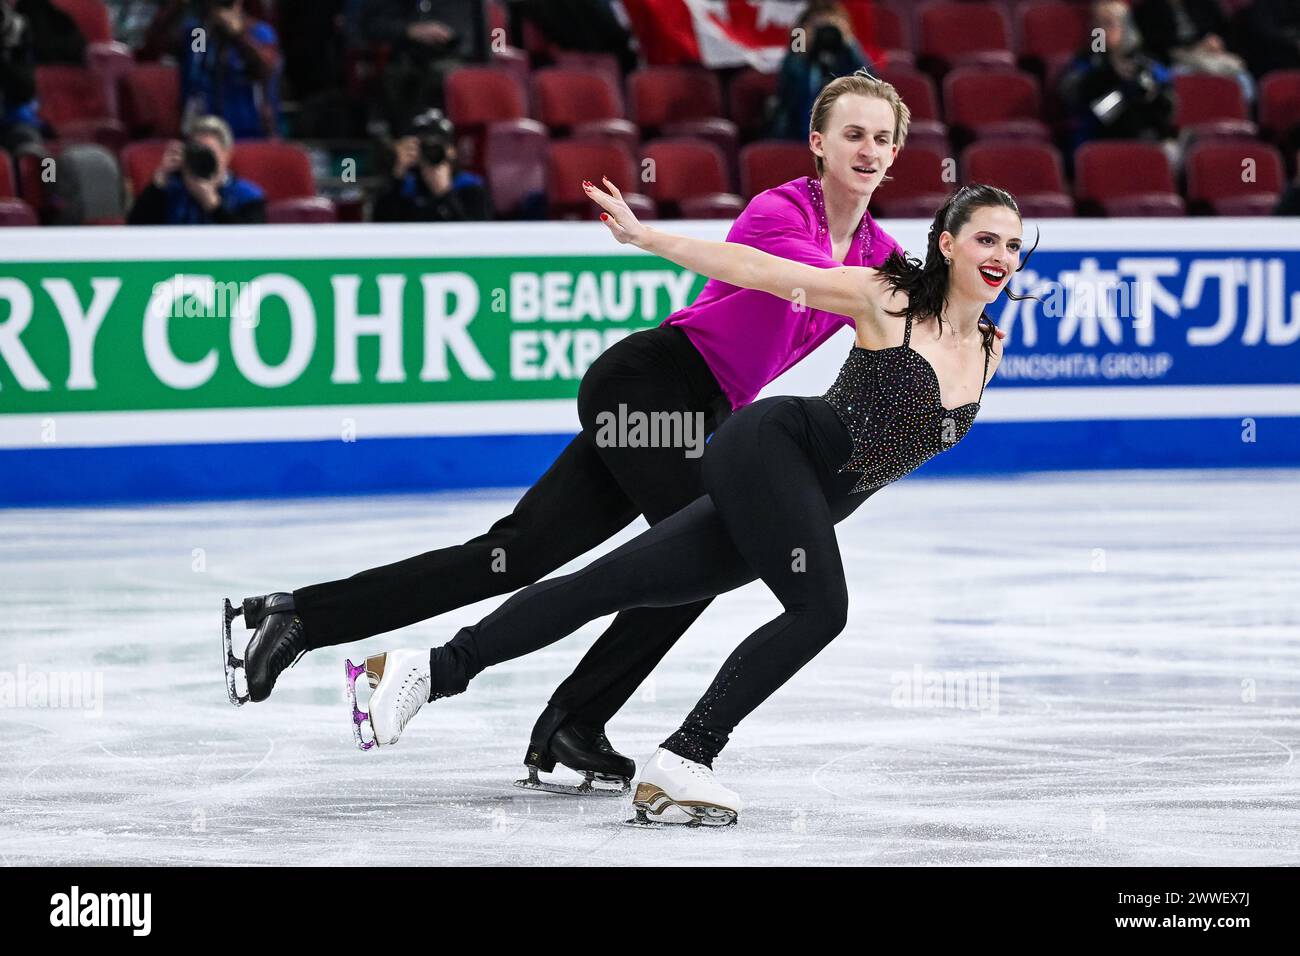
[628,784,737,828]
[513,766,630,796]
[344,658,377,751]
[623,806,737,828]
[221,599,249,707]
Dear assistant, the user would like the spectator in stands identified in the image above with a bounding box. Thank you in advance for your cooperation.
[1132,0,1255,103]
[770,1,875,141]
[127,114,267,224]
[372,108,489,222]
[514,0,638,73]
[1237,0,1300,76]
[1060,1,1175,148]
[360,0,466,136]
[276,1,354,136]
[14,0,85,65]
[178,0,281,139]
[0,0,42,152]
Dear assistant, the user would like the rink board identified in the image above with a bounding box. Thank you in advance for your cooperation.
[2,219,1298,504]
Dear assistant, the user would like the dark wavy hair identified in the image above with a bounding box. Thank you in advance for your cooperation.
[875,184,1039,359]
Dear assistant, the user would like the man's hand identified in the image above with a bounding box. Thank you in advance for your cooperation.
[392,137,420,178]
[183,172,222,213]
[214,6,246,36]
[421,160,453,197]
[406,21,453,45]
[153,141,184,189]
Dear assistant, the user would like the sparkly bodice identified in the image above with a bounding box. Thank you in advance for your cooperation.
[821,314,991,494]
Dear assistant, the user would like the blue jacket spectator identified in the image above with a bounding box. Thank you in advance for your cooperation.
[179,0,281,140]
[0,0,42,152]
[128,115,267,224]
[770,2,873,141]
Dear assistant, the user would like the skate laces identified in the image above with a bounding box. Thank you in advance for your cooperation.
[268,616,307,675]
[394,665,430,733]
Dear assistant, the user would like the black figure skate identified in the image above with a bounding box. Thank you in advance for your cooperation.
[514,704,635,795]
[220,592,309,706]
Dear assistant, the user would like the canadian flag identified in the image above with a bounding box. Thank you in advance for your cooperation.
[620,0,884,72]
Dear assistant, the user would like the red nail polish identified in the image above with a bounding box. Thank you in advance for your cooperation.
[600,213,609,221]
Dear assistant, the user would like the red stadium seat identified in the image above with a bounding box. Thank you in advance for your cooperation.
[661,117,739,186]
[51,0,113,43]
[34,66,127,151]
[86,42,134,117]
[870,146,950,217]
[861,3,911,50]
[119,63,181,140]
[961,141,1073,217]
[880,66,941,121]
[0,198,38,226]
[532,68,623,130]
[490,45,530,91]
[1018,1,1091,70]
[944,67,1049,145]
[445,67,529,171]
[267,197,339,223]
[679,194,747,219]
[0,148,15,197]
[1172,74,1256,140]
[1259,70,1300,148]
[484,118,549,218]
[229,142,316,202]
[628,67,724,131]
[552,52,623,97]
[1074,141,1185,216]
[641,139,738,217]
[919,2,1015,74]
[120,139,169,198]
[547,140,639,219]
[1185,140,1286,215]
[738,141,815,198]
[571,118,640,157]
[728,68,778,139]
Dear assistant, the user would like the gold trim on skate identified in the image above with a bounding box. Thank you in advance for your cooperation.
[629,782,739,827]
[365,652,387,688]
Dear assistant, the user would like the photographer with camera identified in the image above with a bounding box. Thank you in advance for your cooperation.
[127,115,267,224]
[372,108,489,222]
[1060,1,1176,150]
[178,0,282,140]
[770,1,874,141]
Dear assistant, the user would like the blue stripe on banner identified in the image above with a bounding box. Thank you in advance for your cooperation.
[1,419,1296,507]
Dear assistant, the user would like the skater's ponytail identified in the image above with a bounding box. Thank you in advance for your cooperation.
[874,184,1040,359]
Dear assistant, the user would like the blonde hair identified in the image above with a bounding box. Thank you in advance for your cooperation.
[186,115,234,151]
[808,70,911,177]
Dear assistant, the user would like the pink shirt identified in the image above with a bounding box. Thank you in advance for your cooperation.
[663,176,902,411]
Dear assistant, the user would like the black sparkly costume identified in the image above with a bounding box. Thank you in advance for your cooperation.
[822,311,990,494]
[428,320,995,766]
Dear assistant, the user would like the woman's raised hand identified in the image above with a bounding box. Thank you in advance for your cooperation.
[584,176,649,247]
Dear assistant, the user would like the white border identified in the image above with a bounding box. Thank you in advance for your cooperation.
[2,385,1296,449]
[4,218,1300,263]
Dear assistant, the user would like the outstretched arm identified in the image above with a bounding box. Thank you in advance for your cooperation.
[585,178,877,320]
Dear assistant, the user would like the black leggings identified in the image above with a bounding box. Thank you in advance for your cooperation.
[428,395,875,766]
[293,325,731,727]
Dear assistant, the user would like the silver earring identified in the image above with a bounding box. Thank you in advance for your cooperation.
[943,256,951,265]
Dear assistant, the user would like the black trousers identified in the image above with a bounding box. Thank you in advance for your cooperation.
[293,325,732,727]
[428,395,878,766]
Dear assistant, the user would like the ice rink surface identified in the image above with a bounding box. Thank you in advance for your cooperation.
[2,469,1298,866]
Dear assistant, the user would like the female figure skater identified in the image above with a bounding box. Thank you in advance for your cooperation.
[224,72,990,793]
[348,180,1027,826]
